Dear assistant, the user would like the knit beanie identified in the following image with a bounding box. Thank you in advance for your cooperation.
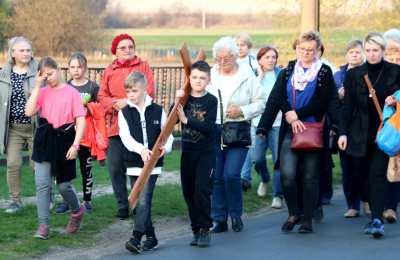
[111,34,135,55]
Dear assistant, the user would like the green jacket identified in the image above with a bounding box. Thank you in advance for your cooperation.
[0,59,38,154]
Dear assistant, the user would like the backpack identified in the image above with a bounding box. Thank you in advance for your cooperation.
[377,90,400,156]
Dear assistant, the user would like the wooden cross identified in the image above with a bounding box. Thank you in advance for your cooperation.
[128,43,206,208]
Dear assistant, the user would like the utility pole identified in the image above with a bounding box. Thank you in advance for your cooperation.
[202,0,206,30]
[301,0,320,32]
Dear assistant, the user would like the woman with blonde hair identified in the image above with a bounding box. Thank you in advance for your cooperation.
[338,32,400,238]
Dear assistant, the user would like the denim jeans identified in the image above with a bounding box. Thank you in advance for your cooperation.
[240,126,283,197]
[212,125,248,222]
[35,162,80,226]
[129,174,158,235]
[280,134,320,221]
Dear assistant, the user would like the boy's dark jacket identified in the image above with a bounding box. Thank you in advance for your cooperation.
[121,102,164,168]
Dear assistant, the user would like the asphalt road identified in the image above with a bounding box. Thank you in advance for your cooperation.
[100,196,400,260]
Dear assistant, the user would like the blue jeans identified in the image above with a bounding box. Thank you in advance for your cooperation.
[212,125,248,222]
[129,174,158,235]
[240,126,283,197]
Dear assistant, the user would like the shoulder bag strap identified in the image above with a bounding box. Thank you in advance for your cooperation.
[363,74,383,121]
[217,89,225,149]
[217,89,224,125]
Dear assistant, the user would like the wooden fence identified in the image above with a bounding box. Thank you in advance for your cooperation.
[61,65,185,113]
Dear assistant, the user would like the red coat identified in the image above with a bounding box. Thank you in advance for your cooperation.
[98,56,155,137]
[80,102,109,161]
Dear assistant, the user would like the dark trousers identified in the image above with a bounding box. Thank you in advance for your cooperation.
[365,144,389,219]
[181,150,214,232]
[130,175,158,236]
[78,146,94,202]
[107,136,128,211]
[319,150,333,203]
[280,134,320,221]
[386,182,400,211]
[340,151,369,211]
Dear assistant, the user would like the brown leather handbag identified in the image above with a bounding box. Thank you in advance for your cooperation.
[290,86,325,151]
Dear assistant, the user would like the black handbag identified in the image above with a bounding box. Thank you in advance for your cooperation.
[218,90,251,148]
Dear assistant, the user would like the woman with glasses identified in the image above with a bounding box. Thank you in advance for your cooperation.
[98,34,155,220]
[257,32,337,233]
[207,36,265,233]
[0,37,37,214]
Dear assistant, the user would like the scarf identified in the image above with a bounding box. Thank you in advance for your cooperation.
[291,58,323,91]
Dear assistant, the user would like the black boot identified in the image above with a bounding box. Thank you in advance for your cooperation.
[190,231,200,246]
[231,217,243,232]
[125,230,142,254]
[117,208,129,220]
[197,228,211,247]
[298,219,313,234]
[142,230,158,251]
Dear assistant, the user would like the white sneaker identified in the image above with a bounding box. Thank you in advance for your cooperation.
[257,182,267,197]
[271,197,283,209]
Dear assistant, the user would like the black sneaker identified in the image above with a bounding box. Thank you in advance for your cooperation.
[241,179,252,192]
[211,221,228,233]
[197,229,211,247]
[142,236,158,251]
[117,208,129,220]
[125,234,142,254]
[231,217,243,232]
[298,220,313,234]
[190,231,200,246]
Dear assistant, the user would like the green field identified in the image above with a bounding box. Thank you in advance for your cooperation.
[98,28,366,66]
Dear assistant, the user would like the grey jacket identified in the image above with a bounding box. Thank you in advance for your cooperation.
[0,59,38,154]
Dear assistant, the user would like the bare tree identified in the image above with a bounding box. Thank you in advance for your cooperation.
[11,0,102,55]
[0,0,12,49]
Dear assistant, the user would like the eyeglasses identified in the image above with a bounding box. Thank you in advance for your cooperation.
[299,47,316,54]
[216,55,234,63]
[117,45,135,51]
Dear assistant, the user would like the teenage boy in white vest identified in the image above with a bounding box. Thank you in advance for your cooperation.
[118,72,173,254]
